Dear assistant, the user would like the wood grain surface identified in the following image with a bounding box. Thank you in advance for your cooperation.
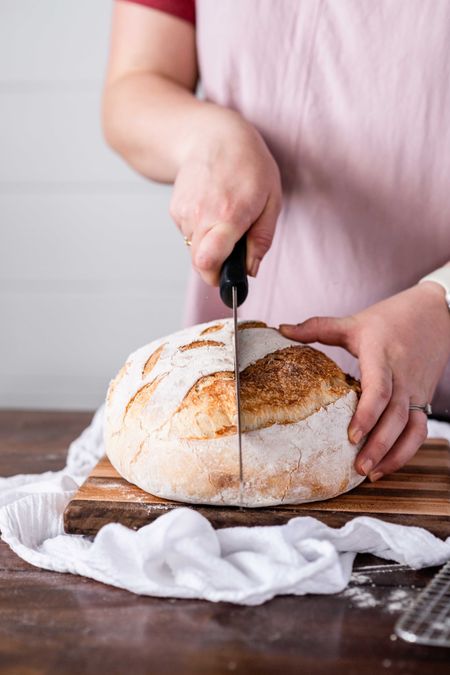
[2,411,450,675]
[64,439,450,538]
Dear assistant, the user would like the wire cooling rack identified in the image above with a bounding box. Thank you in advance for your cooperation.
[395,560,450,647]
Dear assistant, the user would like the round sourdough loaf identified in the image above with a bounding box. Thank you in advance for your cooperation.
[104,319,365,507]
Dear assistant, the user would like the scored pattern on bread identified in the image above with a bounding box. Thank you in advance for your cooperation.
[124,373,168,420]
[238,320,268,330]
[142,344,166,378]
[199,323,224,335]
[179,340,225,351]
[105,319,303,437]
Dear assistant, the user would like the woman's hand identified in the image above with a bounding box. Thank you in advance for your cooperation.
[170,107,282,285]
[104,3,281,284]
[280,282,450,481]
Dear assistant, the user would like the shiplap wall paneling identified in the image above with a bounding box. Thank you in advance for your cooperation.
[0,0,190,409]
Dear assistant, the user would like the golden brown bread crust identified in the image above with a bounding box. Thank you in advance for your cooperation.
[166,345,360,440]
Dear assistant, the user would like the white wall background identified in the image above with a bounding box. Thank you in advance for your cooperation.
[0,0,190,410]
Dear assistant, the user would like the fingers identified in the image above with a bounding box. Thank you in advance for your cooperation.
[348,346,428,479]
[354,387,409,475]
[171,206,274,287]
[192,221,246,286]
[279,316,354,350]
[170,175,280,286]
[246,194,280,277]
[193,192,280,285]
[348,352,392,444]
[177,200,279,286]
[352,352,427,479]
[281,311,430,480]
[364,411,428,481]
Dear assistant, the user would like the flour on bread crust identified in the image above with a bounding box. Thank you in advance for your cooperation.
[104,319,365,507]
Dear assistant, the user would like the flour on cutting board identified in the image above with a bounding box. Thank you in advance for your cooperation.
[343,586,381,608]
[340,567,416,612]
[386,589,414,613]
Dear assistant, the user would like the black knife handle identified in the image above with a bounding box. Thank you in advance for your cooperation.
[219,235,249,308]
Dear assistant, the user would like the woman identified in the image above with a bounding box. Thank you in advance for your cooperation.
[103,0,450,483]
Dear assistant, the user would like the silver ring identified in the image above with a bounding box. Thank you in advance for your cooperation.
[409,403,432,416]
[183,236,192,247]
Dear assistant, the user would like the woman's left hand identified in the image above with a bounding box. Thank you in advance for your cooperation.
[280,282,450,481]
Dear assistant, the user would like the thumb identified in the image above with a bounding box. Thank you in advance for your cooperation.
[246,195,280,277]
[193,221,244,286]
[279,316,352,349]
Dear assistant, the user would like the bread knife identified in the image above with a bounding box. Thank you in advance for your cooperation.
[219,236,248,506]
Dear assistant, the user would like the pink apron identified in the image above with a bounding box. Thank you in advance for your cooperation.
[184,0,450,416]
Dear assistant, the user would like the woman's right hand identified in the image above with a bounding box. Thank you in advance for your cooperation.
[170,106,282,286]
[104,3,280,281]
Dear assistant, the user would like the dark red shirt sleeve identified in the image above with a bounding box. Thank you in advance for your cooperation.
[123,0,195,25]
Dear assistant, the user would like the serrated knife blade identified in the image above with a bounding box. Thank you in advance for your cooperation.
[219,235,248,507]
[232,285,244,507]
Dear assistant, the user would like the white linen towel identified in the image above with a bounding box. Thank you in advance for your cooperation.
[0,408,449,606]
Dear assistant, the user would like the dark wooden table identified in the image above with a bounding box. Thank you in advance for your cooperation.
[1,410,449,675]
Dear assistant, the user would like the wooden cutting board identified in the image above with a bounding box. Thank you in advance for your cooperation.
[64,439,450,538]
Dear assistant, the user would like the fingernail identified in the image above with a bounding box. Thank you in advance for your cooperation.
[359,458,373,476]
[280,325,301,340]
[249,257,261,277]
[369,470,383,483]
[350,428,364,445]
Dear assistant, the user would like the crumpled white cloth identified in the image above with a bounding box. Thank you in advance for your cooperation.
[1,408,449,606]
